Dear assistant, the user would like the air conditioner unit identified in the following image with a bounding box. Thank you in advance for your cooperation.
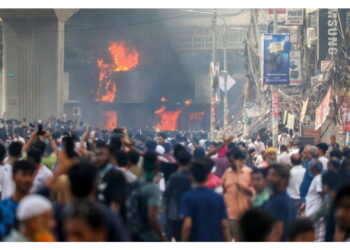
[307,28,317,48]
[72,107,81,117]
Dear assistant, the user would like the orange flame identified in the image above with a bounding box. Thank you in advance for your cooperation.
[109,42,139,72]
[95,42,139,103]
[184,100,192,106]
[101,111,117,130]
[154,104,183,131]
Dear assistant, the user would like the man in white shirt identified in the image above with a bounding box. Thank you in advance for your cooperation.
[27,148,53,193]
[0,143,13,200]
[305,160,323,217]
[1,142,25,200]
[278,131,291,148]
[287,153,305,208]
[316,143,329,171]
[277,145,291,166]
[254,135,265,154]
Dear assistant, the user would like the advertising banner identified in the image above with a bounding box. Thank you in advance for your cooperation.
[300,98,309,122]
[263,34,291,85]
[340,95,350,132]
[286,9,304,25]
[289,51,302,85]
[315,88,332,130]
[318,9,347,61]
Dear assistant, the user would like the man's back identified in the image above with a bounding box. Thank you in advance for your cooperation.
[164,170,191,220]
[180,187,227,241]
[287,165,306,200]
[263,191,296,241]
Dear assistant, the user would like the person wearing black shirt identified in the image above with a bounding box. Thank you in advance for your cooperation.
[264,163,296,241]
[164,151,192,241]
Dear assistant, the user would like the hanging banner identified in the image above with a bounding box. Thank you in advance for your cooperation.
[285,9,304,25]
[346,132,350,146]
[340,95,350,132]
[300,98,309,122]
[272,90,279,132]
[263,34,291,85]
[315,88,332,130]
[287,114,295,130]
[289,51,302,85]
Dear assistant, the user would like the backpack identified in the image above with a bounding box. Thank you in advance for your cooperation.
[125,181,146,236]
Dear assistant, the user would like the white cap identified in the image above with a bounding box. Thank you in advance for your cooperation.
[156,145,165,155]
[17,194,53,221]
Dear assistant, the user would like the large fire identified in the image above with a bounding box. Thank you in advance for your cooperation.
[101,111,117,130]
[154,98,192,131]
[95,42,139,102]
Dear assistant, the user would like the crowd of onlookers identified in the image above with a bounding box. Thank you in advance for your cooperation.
[0,118,349,242]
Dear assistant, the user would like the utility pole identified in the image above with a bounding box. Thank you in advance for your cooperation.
[271,9,279,147]
[223,24,229,129]
[210,10,217,137]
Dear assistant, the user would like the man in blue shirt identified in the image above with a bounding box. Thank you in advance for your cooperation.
[299,146,318,210]
[264,163,296,241]
[180,161,230,242]
[0,160,36,240]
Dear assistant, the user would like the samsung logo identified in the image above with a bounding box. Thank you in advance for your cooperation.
[327,9,338,56]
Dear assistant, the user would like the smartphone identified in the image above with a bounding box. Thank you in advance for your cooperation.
[37,121,45,136]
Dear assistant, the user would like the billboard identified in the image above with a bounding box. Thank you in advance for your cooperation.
[318,9,347,61]
[286,9,304,25]
[263,34,291,85]
[289,51,302,85]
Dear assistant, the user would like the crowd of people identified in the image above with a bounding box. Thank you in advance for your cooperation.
[0,118,349,242]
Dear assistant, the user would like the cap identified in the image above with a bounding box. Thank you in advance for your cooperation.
[17,194,53,221]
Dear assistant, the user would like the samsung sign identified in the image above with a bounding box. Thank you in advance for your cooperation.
[319,9,347,61]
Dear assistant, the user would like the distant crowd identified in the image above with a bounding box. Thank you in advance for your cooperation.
[0,118,349,242]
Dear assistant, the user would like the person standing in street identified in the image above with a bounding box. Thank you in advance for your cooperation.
[180,161,230,242]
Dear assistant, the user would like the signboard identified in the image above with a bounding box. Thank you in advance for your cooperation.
[286,9,304,25]
[263,34,291,85]
[282,86,302,96]
[268,9,286,14]
[315,88,332,130]
[300,98,309,122]
[318,9,347,61]
[289,51,302,85]
[219,74,236,92]
[340,95,350,132]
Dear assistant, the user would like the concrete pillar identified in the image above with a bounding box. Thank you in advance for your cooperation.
[0,9,78,121]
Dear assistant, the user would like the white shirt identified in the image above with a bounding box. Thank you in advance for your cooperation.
[305,174,323,217]
[287,165,306,200]
[278,151,291,166]
[278,134,290,146]
[30,164,53,193]
[0,164,15,200]
[254,141,265,154]
[318,156,329,171]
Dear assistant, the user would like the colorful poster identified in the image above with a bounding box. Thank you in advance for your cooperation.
[289,51,302,85]
[315,88,332,130]
[340,95,350,132]
[263,34,291,85]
